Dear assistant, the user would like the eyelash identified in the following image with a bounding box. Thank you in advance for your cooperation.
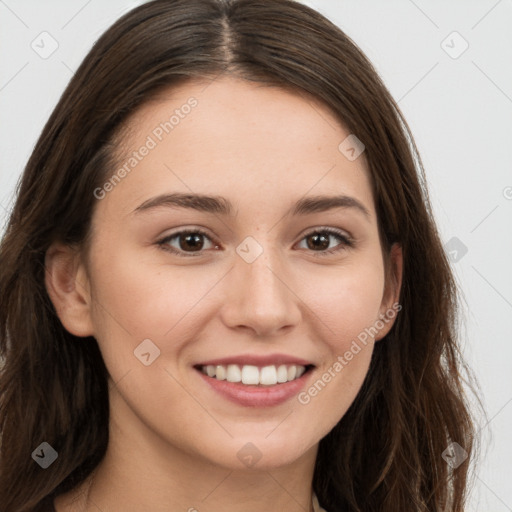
[157,227,355,258]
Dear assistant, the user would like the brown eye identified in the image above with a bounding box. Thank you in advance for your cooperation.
[158,229,218,257]
[305,232,330,251]
[178,233,205,252]
[297,228,354,255]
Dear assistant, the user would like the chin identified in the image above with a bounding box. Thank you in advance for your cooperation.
[194,432,317,471]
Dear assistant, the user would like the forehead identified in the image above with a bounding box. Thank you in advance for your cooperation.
[99,76,375,220]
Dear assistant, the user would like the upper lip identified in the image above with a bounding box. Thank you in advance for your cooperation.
[195,353,314,368]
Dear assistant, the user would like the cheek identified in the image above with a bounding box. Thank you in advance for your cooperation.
[299,258,385,348]
[87,250,224,363]
[293,260,384,418]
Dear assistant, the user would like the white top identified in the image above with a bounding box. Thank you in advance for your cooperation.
[312,492,328,512]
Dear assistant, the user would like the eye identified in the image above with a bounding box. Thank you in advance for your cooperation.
[296,228,354,256]
[157,227,354,258]
[157,229,219,257]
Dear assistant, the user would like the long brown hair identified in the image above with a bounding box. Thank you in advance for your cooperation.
[0,1,479,510]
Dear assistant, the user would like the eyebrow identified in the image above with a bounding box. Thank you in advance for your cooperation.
[133,192,371,220]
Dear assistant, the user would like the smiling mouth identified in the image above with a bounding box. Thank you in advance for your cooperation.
[194,363,315,386]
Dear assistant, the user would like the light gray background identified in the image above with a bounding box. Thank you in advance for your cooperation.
[1,0,511,509]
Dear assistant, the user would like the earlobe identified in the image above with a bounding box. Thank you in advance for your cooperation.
[375,243,403,341]
[44,243,95,337]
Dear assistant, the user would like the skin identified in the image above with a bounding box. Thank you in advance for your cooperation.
[46,76,402,512]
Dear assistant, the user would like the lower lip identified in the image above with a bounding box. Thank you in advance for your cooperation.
[196,368,313,407]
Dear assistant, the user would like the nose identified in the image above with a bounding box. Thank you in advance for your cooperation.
[219,246,302,338]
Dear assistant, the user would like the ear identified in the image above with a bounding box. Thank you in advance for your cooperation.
[44,243,95,337]
[375,243,403,341]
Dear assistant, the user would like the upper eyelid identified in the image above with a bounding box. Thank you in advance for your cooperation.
[159,227,217,244]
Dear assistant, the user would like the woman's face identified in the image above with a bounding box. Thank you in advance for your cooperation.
[71,77,401,470]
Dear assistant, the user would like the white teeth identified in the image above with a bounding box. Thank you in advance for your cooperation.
[215,365,226,380]
[226,364,241,383]
[276,365,288,383]
[260,365,277,386]
[241,365,260,385]
[200,363,308,385]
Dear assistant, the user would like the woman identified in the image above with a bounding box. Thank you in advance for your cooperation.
[0,0,478,510]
